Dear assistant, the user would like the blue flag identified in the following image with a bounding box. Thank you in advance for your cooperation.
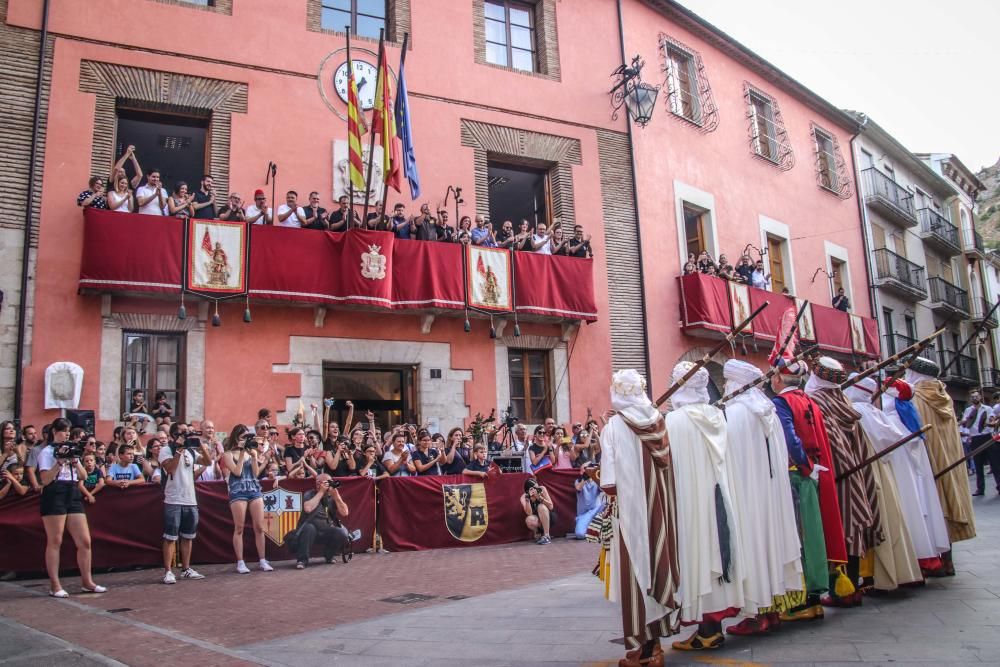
[394,60,421,200]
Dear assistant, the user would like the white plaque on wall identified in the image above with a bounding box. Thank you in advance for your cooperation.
[332,139,385,204]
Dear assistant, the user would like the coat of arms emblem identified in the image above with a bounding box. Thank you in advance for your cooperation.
[360,244,387,280]
[442,483,489,542]
[261,487,302,545]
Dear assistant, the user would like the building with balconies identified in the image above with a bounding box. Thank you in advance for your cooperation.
[849,115,993,404]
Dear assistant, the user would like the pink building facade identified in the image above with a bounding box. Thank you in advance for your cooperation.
[1,0,876,435]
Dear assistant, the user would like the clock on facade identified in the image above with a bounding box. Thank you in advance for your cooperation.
[333,59,378,110]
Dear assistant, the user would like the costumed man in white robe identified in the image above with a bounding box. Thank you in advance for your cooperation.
[722,359,803,637]
[664,362,744,652]
[600,369,680,667]
[881,379,951,575]
[843,374,923,591]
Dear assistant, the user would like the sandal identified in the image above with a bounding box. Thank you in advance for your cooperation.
[671,631,724,651]
[48,589,68,598]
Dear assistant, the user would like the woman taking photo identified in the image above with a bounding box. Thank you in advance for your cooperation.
[37,418,106,597]
[222,425,274,574]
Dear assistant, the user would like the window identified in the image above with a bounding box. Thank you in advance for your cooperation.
[665,46,699,123]
[871,224,886,249]
[905,314,917,341]
[749,93,777,161]
[767,235,786,293]
[484,0,537,73]
[744,84,793,170]
[323,365,414,430]
[321,0,386,39]
[882,308,895,355]
[122,333,184,420]
[683,204,708,259]
[813,128,838,191]
[508,349,551,422]
[860,149,874,170]
[487,160,550,230]
[831,258,846,295]
[116,107,209,191]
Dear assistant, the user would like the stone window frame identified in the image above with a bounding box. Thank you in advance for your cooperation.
[494,334,569,425]
[79,61,248,203]
[146,0,233,15]
[460,119,580,231]
[810,121,854,200]
[658,33,719,133]
[306,0,412,47]
[473,0,561,81]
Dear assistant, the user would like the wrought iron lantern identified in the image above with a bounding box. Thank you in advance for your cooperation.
[610,55,659,127]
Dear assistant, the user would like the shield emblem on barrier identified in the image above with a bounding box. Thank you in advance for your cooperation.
[262,487,302,545]
[442,483,489,542]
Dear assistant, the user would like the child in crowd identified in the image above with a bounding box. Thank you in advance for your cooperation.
[0,463,27,501]
[105,444,145,489]
[79,454,105,503]
[462,444,491,479]
[152,391,173,427]
[128,389,148,415]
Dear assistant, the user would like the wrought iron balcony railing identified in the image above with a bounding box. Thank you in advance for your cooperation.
[971,297,998,328]
[873,247,927,299]
[939,349,979,385]
[917,208,960,255]
[862,167,916,226]
[927,276,969,319]
[981,367,1000,391]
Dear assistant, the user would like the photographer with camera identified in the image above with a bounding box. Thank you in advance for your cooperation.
[290,474,350,569]
[222,425,274,574]
[158,423,211,585]
[520,477,555,545]
[37,418,106,597]
[572,462,604,539]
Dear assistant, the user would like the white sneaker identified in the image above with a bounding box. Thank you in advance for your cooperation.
[163,571,176,585]
[181,568,205,580]
[236,561,250,574]
[81,584,107,593]
[259,559,273,572]
[349,529,362,542]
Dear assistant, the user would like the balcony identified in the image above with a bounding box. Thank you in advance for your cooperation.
[883,332,917,358]
[971,297,999,329]
[873,248,928,301]
[981,367,1000,393]
[78,210,598,323]
[917,208,961,256]
[677,273,880,358]
[927,277,970,320]
[861,167,917,227]
[963,228,986,258]
[938,349,979,386]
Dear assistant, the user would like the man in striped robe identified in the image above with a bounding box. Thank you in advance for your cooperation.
[600,369,680,667]
[805,356,883,607]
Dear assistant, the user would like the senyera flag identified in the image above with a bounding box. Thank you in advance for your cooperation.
[346,49,367,192]
[373,45,401,193]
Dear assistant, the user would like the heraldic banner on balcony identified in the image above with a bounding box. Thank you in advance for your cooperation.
[466,246,513,312]
[186,218,247,294]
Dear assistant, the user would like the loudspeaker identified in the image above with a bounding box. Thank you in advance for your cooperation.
[65,409,95,434]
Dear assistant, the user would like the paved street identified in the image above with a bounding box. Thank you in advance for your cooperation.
[2,493,1000,666]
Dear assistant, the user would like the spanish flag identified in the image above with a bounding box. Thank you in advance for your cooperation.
[373,45,401,193]
[346,51,367,192]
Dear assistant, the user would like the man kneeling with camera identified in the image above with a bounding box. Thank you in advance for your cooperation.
[288,474,350,569]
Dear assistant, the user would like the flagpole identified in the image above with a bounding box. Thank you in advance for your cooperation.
[346,27,354,215]
[383,31,409,209]
[362,28,385,226]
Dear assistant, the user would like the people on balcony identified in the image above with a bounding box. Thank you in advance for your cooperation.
[77,176,108,211]
[246,189,272,225]
[472,214,497,247]
[751,260,771,290]
[218,193,246,222]
[106,176,133,213]
[191,175,217,220]
[303,191,329,230]
[167,182,194,220]
[833,288,850,312]
[276,191,308,229]
[136,169,168,216]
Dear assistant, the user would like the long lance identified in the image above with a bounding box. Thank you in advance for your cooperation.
[715,343,819,407]
[655,300,769,408]
[935,435,998,481]
[835,424,932,482]
[840,328,945,391]
[940,298,1000,375]
[869,336,938,405]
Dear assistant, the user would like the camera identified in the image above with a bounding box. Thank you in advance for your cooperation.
[501,405,518,430]
[179,431,203,449]
[54,443,83,460]
[242,433,259,450]
[324,479,341,489]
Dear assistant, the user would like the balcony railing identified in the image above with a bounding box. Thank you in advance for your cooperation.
[862,167,916,226]
[971,297,998,329]
[927,276,970,319]
[883,333,916,358]
[981,367,1000,391]
[78,210,598,323]
[963,228,986,255]
[677,273,880,358]
[917,208,961,255]
[939,349,979,385]
[873,247,927,300]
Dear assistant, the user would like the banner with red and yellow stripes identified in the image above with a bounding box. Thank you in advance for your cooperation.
[346,54,367,192]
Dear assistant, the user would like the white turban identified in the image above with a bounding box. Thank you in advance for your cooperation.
[669,361,710,408]
[843,372,875,404]
[723,359,772,417]
[610,369,652,412]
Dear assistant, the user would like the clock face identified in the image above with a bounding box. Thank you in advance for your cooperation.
[334,60,378,110]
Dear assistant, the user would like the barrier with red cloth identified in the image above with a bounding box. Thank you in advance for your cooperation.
[78,210,597,321]
[0,470,583,571]
[678,273,879,358]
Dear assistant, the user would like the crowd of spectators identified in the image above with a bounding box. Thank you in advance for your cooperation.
[77,146,593,258]
[683,250,775,291]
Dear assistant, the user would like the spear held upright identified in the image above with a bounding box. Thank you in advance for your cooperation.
[654,300,769,408]
[839,328,945,391]
[715,343,819,407]
[835,424,932,482]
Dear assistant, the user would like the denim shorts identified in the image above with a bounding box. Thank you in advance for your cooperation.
[163,503,199,541]
[229,489,263,504]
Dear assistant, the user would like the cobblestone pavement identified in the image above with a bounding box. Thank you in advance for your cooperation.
[2,493,1000,666]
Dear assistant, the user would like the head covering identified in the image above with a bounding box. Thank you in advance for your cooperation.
[669,361,710,408]
[905,356,939,385]
[610,369,651,412]
[804,356,844,395]
[253,188,265,198]
[886,379,913,401]
[843,372,875,404]
[723,359,773,417]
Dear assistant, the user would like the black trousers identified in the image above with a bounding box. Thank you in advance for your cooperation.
[295,522,349,563]
[972,434,1000,493]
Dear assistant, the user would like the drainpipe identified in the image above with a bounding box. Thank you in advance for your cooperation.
[13,0,51,424]
[849,115,883,353]
[615,0,653,390]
